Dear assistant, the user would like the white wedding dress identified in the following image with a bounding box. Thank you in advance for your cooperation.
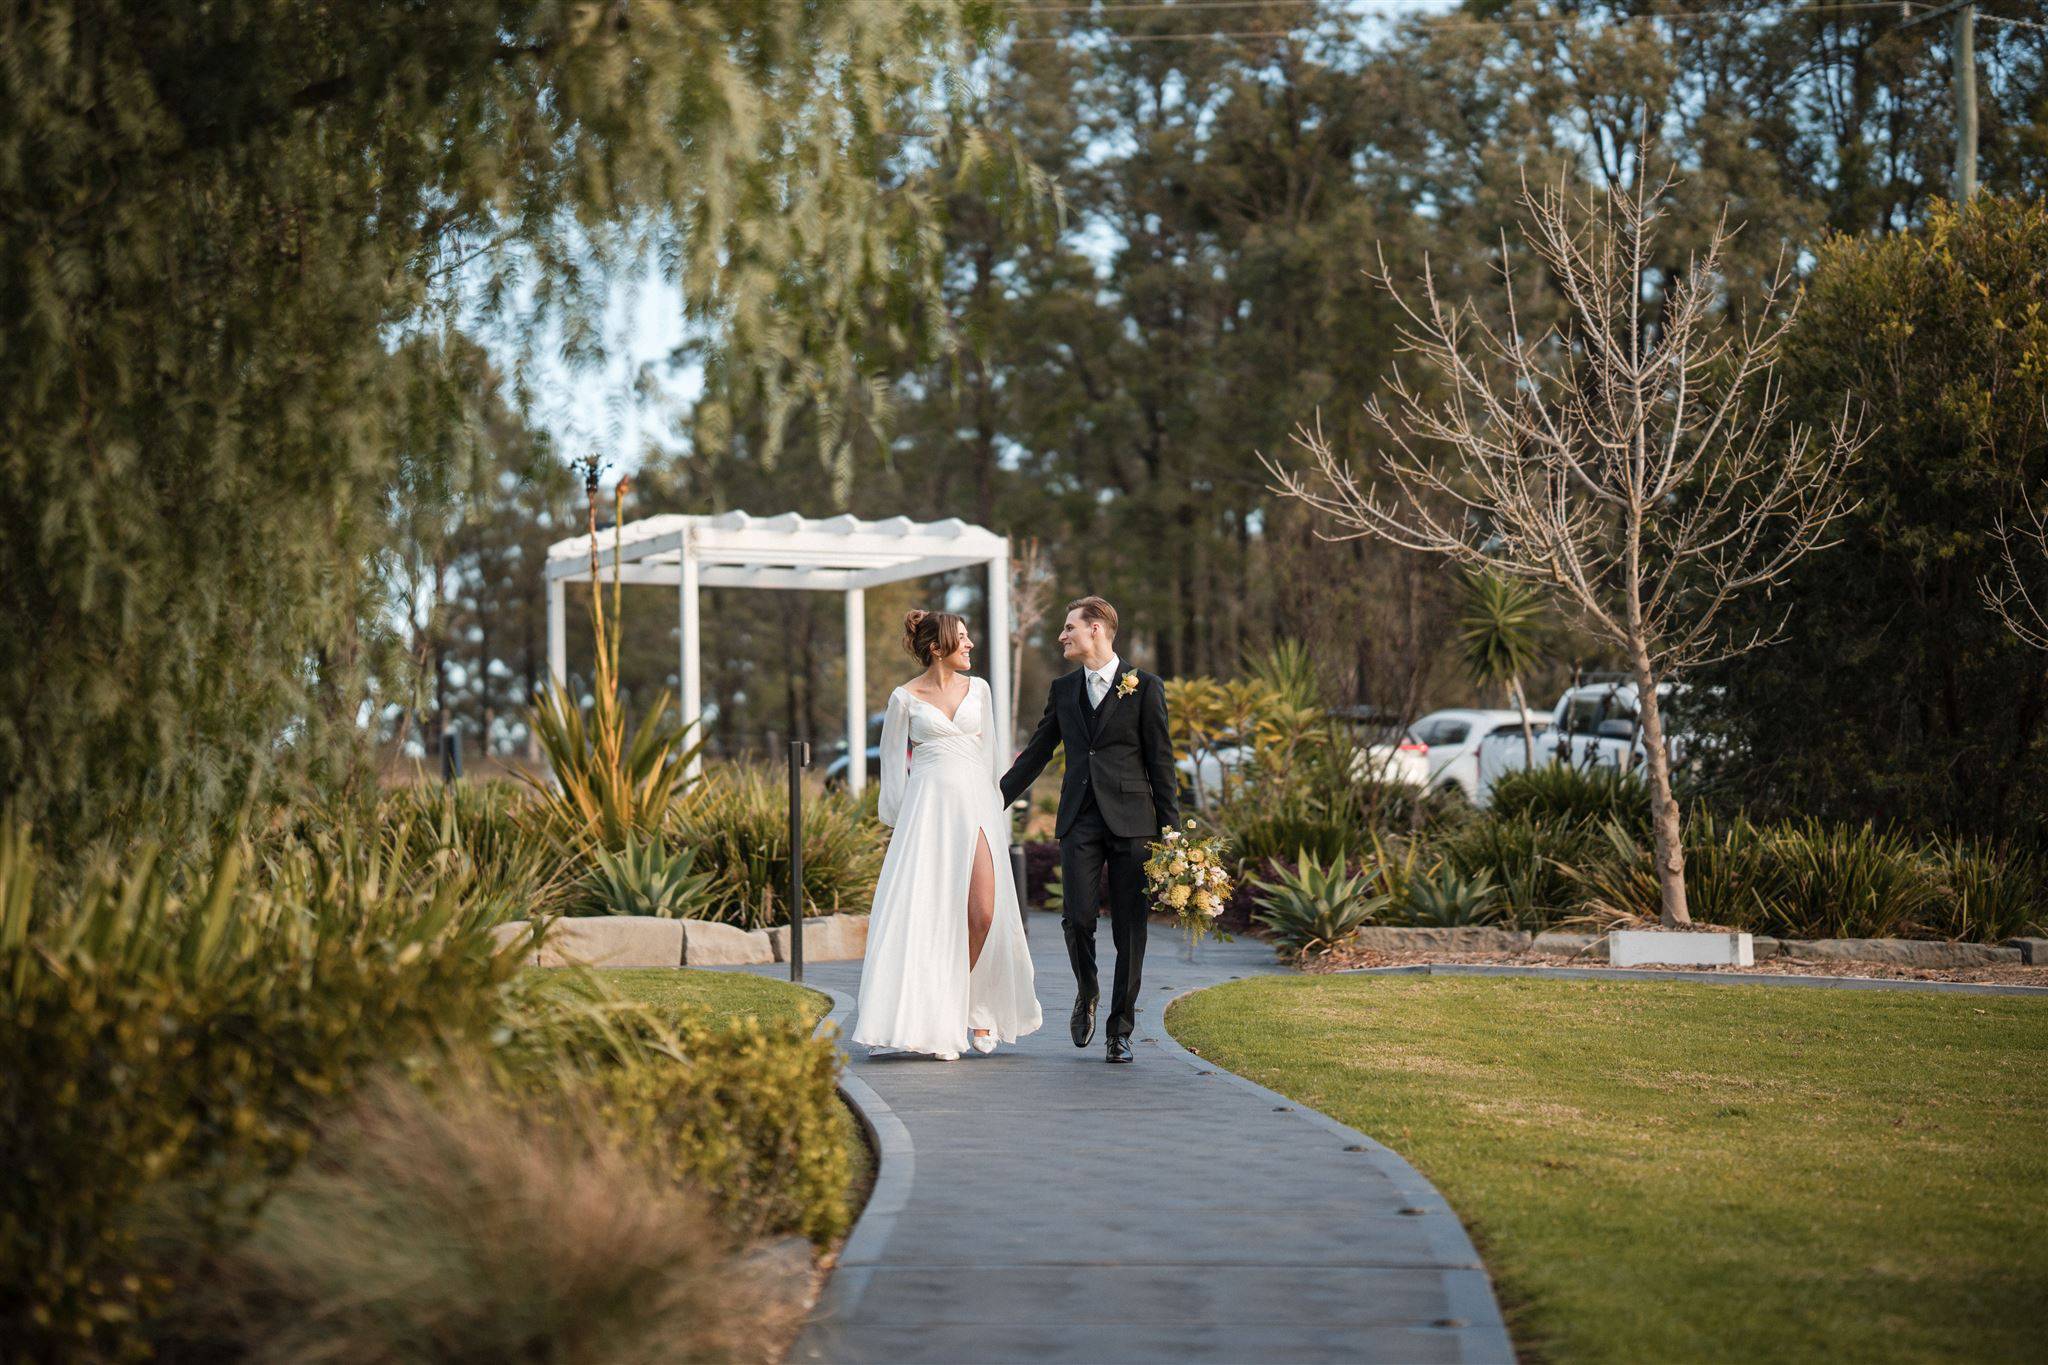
[853,676,1042,1056]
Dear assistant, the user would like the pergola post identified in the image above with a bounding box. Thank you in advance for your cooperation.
[988,542,1012,776]
[678,529,702,779]
[844,587,867,795]
[546,578,567,689]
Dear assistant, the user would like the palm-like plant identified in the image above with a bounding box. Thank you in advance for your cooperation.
[1250,849,1389,956]
[1456,568,1547,765]
[1244,639,1324,710]
[522,472,701,852]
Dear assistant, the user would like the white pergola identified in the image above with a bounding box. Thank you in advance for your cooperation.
[544,510,1012,791]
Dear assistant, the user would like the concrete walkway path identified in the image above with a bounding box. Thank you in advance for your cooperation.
[745,918,1515,1365]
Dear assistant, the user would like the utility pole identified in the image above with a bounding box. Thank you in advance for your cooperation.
[1903,0,1978,201]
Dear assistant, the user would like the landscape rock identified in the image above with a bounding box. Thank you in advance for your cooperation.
[487,921,540,963]
[680,918,776,966]
[1349,926,1533,955]
[1780,938,2024,969]
[768,913,871,963]
[2004,937,2048,966]
[1528,931,1609,960]
[532,915,686,968]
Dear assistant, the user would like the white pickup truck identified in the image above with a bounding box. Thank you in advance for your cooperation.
[1472,677,1693,806]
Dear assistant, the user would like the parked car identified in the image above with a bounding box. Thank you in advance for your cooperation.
[1406,708,1552,804]
[822,710,888,790]
[1471,677,1693,805]
[1176,737,1256,809]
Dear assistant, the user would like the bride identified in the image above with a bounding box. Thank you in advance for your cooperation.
[853,610,1042,1060]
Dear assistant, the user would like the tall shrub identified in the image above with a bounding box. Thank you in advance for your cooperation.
[0,821,516,1358]
[1704,196,2048,837]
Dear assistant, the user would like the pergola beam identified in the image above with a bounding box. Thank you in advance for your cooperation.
[543,510,1014,800]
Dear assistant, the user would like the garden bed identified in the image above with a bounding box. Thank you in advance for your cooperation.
[1302,939,2048,988]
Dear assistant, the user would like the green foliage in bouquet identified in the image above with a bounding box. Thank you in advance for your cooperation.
[1143,819,1235,947]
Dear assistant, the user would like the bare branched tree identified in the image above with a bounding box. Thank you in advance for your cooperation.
[1264,164,1866,928]
[1009,537,1057,740]
[1982,491,2048,651]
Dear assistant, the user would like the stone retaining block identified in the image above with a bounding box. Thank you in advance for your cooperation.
[1780,938,2024,969]
[1528,931,1609,960]
[680,918,776,966]
[1350,926,1533,955]
[535,915,685,968]
[767,913,870,963]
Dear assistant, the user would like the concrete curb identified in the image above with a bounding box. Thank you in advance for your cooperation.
[801,984,915,1342]
[1335,962,2048,997]
[1155,985,1517,1365]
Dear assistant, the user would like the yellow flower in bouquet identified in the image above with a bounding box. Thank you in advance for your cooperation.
[1144,818,1235,947]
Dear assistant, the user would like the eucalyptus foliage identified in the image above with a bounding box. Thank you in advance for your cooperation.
[1,0,996,843]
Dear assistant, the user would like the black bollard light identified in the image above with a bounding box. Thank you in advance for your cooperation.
[788,739,810,983]
[1010,845,1029,939]
[440,731,462,783]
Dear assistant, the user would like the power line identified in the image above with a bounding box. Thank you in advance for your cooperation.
[1002,0,1986,42]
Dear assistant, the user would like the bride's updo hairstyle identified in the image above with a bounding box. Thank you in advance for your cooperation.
[902,609,967,666]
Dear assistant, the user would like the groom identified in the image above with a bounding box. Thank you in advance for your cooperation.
[1001,596,1178,1064]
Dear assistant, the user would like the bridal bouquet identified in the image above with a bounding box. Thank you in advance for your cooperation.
[1144,819,1235,948]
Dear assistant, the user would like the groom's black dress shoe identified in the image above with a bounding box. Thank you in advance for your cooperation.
[1105,1035,1133,1064]
[1071,994,1098,1048]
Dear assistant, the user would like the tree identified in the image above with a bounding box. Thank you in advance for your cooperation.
[1456,569,1548,765]
[1706,195,2048,837]
[2,0,994,844]
[1269,163,1864,927]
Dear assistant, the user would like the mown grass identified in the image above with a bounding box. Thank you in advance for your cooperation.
[1167,975,2048,1363]
[601,968,874,1232]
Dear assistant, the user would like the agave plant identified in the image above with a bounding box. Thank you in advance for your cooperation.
[1394,864,1503,927]
[582,838,716,919]
[1249,849,1389,956]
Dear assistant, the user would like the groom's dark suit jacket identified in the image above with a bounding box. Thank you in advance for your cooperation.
[1001,665,1180,840]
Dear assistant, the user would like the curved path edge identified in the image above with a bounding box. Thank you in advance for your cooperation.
[1154,983,1516,1365]
[1337,962,2047,996]
[806,984,913,1326]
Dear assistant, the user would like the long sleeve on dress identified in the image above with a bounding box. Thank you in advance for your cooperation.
[877,689,912,827]
[981,678,1004,793]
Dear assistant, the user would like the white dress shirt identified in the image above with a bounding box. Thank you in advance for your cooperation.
[1085,654,1121,709]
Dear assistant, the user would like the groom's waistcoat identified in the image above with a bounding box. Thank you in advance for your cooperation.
[1000,666,1179,841]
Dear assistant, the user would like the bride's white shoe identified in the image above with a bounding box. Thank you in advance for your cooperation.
[933,1049,960,1061]
[970,1030,997,1055]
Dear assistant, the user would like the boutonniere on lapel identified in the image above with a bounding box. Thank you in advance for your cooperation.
[1115,670,1140,699]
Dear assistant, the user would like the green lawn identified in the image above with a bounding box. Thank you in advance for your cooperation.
[602,966,832,1029]
[600,968,875,1232]
[1167,975,2048,1364]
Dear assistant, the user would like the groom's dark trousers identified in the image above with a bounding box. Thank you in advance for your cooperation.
[1058,791,1150,1040]
[1000,664,1178,1044]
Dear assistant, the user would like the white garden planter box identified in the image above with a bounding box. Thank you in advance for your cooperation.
[1608,929,1753,968]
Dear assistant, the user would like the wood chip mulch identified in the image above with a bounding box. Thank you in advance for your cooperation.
[1298,945,2048,989]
